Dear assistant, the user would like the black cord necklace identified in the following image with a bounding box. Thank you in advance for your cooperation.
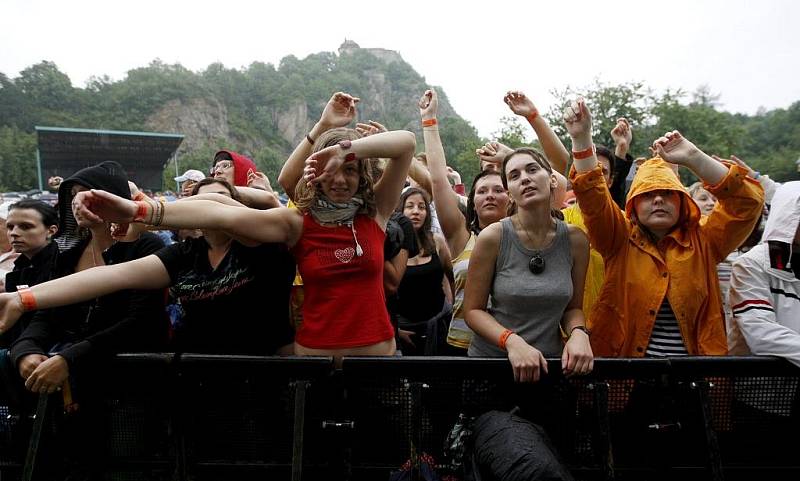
[514,215,552,275]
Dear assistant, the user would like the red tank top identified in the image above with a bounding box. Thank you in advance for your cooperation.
[291,214,393,349]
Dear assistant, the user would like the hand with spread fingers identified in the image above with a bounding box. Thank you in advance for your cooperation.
[247,170,274,192]
[355,120,388,138]
[303,144,349,187]
[320,92,360,129]
[24,355,68,395]
[504,90,538,119]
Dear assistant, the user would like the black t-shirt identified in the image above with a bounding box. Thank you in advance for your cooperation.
[154,237,295,355]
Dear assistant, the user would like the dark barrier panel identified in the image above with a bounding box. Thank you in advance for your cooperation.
[1,355,798,481]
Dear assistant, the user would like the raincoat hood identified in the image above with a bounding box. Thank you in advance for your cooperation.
[761,181,800,244]
[213,150,256,187]
[624,157,700,228]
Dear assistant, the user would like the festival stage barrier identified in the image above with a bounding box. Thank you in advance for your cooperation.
[1,355,798,480]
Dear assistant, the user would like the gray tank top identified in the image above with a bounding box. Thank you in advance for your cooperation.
[468,217,573,358]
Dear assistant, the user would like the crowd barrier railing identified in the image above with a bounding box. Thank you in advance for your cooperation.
[1,354,798,481]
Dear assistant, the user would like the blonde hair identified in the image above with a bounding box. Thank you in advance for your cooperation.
[294,128,377,217]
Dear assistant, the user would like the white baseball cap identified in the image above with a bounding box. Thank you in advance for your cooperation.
[174,169,206,183]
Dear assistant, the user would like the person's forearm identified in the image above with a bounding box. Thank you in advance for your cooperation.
[465,308,508,345]
[408,159,432,196]
[614,143,629,159]
[22,262,161,313]
[352,130,415,160]
[570,133,598,173]
[279,121,332,199]
[561,308,587,334]
[530,117,569,175]
[686,150,728,186]
[235,187,281,209]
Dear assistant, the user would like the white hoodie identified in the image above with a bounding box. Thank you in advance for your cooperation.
[728,181,800,367]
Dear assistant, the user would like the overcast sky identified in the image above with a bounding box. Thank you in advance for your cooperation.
[3,0,798,137]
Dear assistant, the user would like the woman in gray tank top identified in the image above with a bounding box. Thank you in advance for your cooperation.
[464,147,593,383]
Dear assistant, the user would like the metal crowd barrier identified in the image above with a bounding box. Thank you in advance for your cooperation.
[0,355,798,480]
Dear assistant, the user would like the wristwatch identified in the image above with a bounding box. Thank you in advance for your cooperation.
[570,325,591,337]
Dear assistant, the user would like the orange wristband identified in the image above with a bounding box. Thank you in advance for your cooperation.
[498,329,514,351]
[572,144,596,160]
[526,110,539,123]
[133,192,146,201]
[133,201,151,222]
[422,118,437,127]
[16,285,37,312]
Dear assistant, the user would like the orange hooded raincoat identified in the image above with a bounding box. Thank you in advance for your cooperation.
[571,158,764,357]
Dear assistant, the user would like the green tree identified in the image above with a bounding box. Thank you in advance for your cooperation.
[0,126,37,190]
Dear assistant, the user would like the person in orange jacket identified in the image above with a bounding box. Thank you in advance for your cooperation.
[564,98,764,357]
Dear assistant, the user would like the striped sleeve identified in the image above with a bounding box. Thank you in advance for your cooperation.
[729,253,800,368]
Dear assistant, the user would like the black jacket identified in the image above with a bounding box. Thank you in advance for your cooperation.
[1,242,60,347]
[10,233,167,370]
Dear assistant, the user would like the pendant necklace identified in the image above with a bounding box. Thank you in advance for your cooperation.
[515,215,551,275]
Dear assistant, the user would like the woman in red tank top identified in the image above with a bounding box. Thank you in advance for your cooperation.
[63,127,416,359]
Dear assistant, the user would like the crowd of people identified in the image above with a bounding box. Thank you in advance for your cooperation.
[0,88,797,479]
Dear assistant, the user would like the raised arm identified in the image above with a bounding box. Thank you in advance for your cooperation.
[278,92,360,200]
[73,191,304,246]
[504,91,569,175]
[419,88,471,255]
[565,98,631,257]
[304,130,415,226]
[656,133,764,262]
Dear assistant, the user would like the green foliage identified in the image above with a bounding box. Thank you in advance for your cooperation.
[0,126,37,191]
[2,57,800,193]
[492,116,529,148]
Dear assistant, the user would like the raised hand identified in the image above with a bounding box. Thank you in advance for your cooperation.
[446,166,462,185]
[504,91,538,119]
[652,131,702,166]
[72,190,138,225]
[355,120,388,138]
[303,144,348,186]
[610,118,632,150]
[47,176,63,191]
[563,97,593,141]
[476,141,513,169]
[320,92,360,129]
[247,170,274,192]
[418,89,438,120]
[0,292,24,336]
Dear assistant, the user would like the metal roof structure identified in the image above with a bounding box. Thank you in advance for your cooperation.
[35,126,184,191]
